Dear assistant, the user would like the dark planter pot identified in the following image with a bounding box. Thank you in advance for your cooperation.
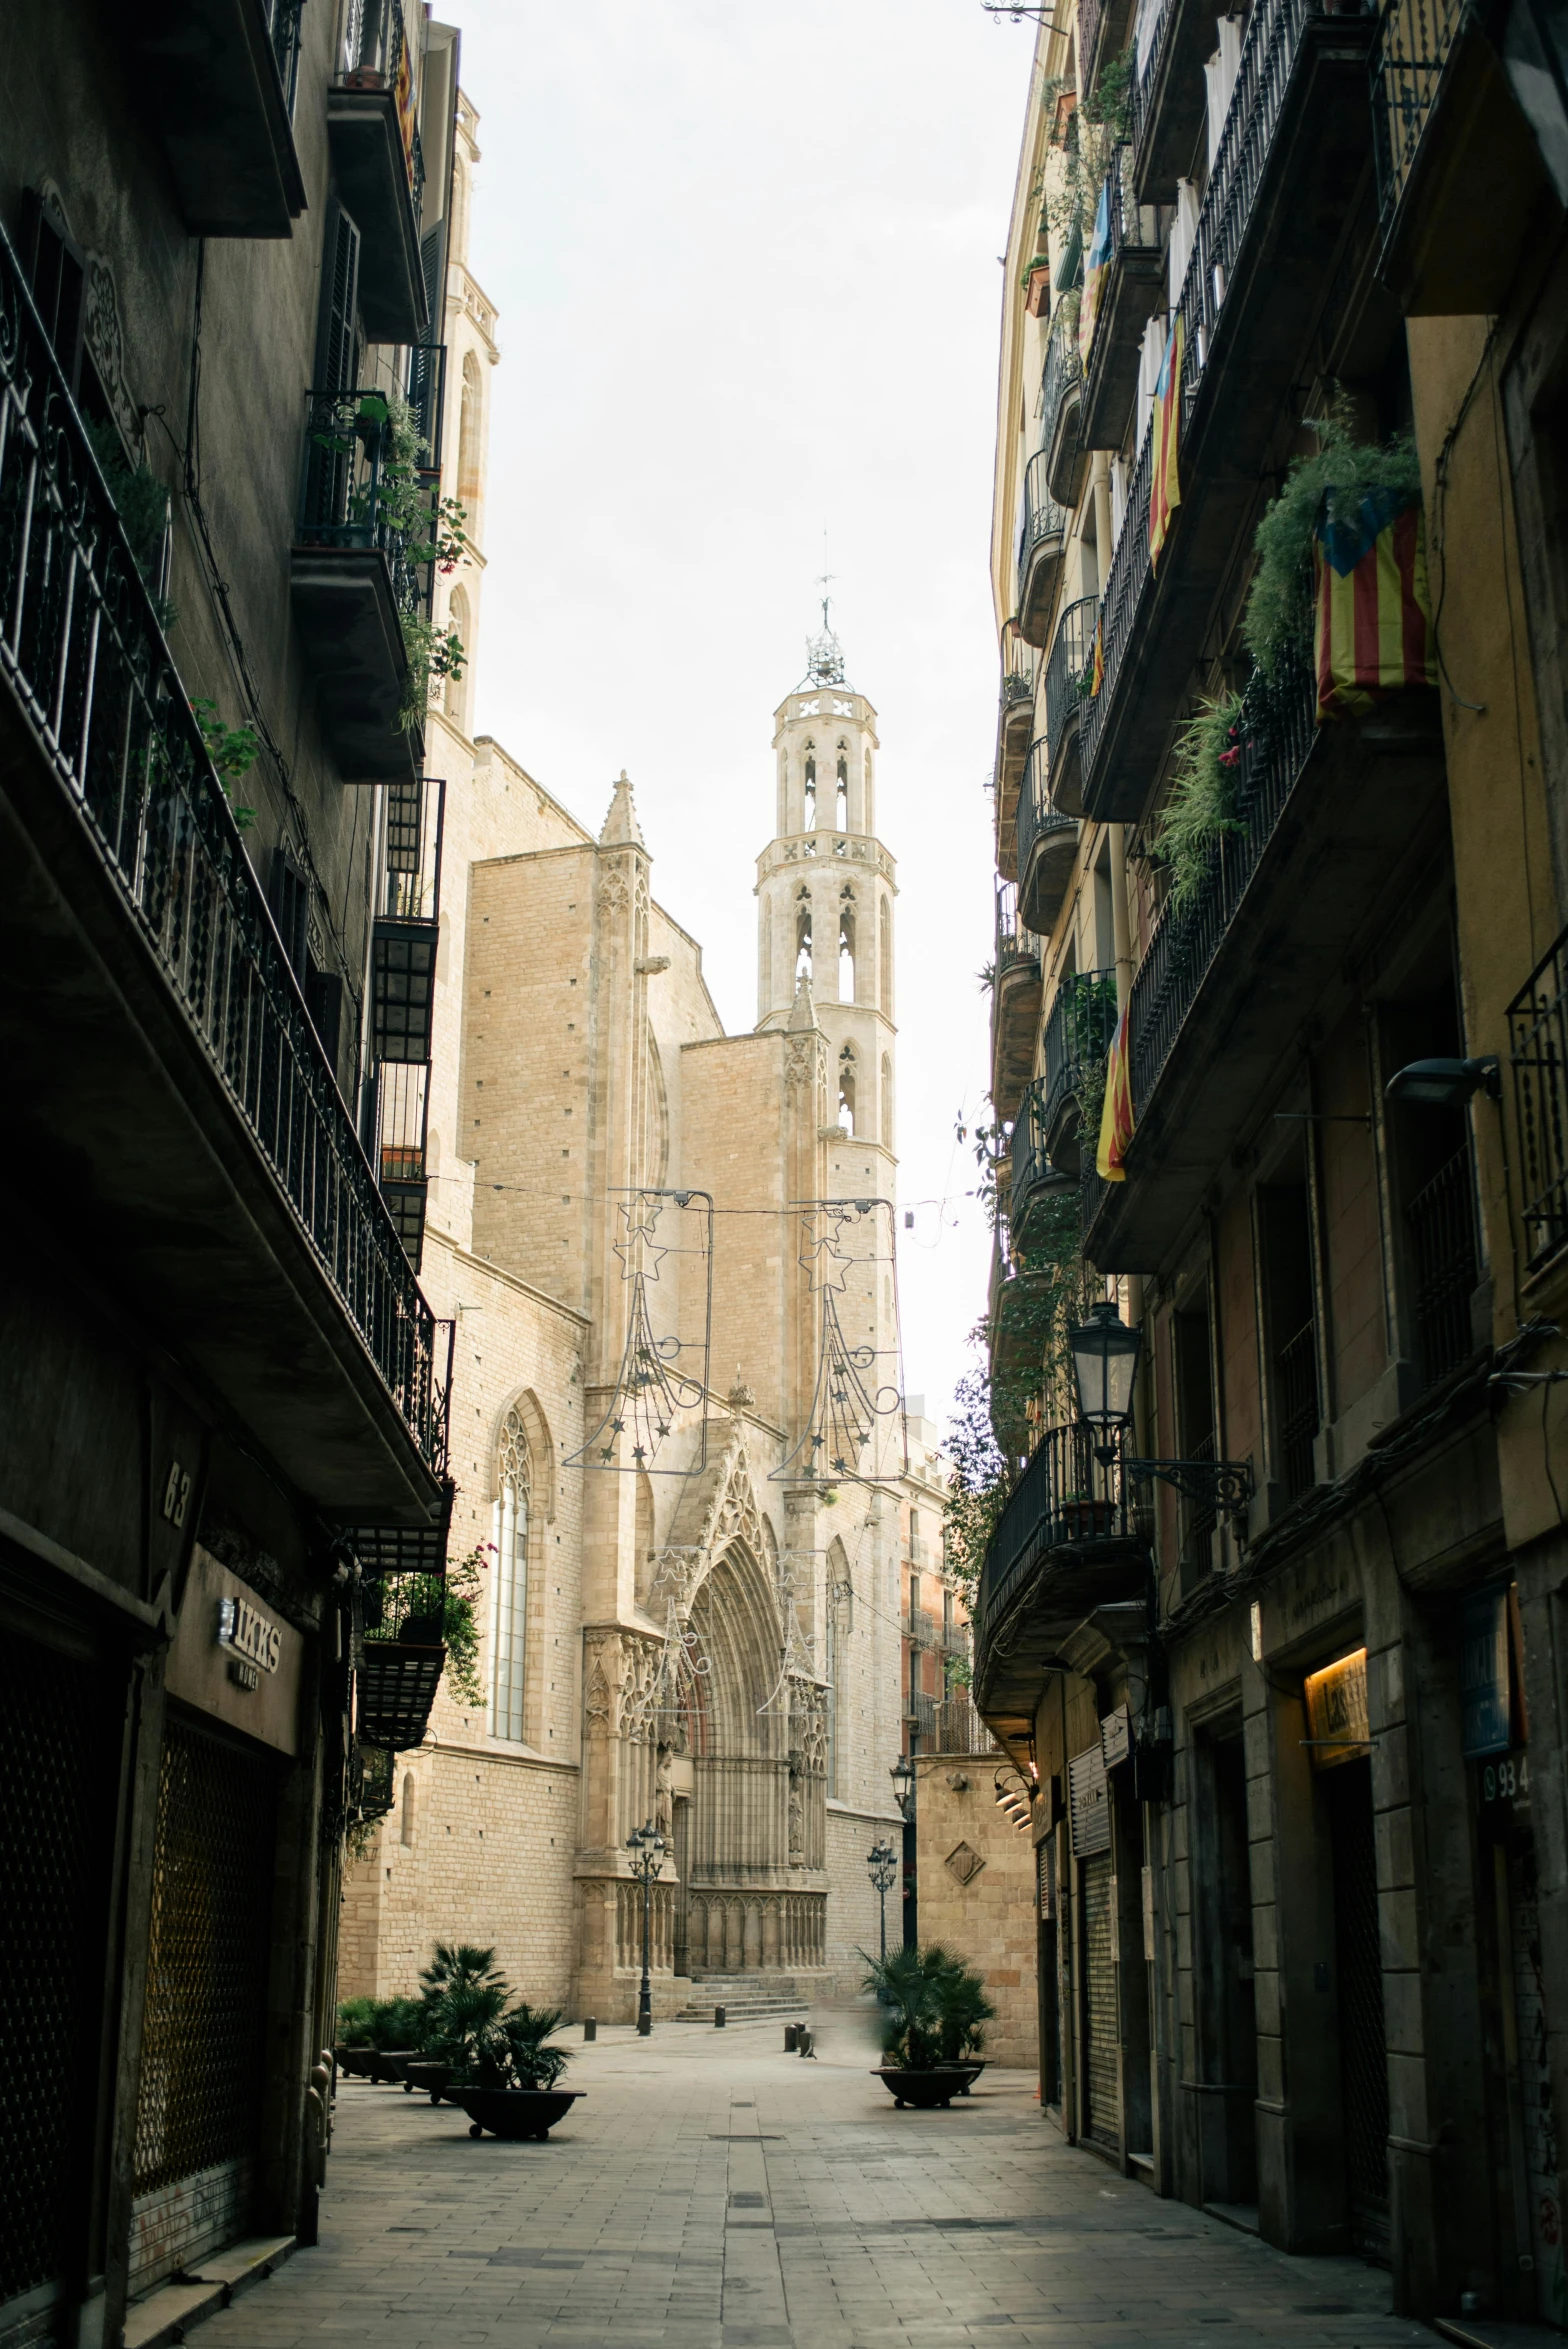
[405,2061,453,2103]
[458,2089,584,2141]
[335,2046,374,2079]
[871,2067,975,2110]
[371,2049,419,2085]
[954,2061,986,2095]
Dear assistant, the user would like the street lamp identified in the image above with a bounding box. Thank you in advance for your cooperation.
[889,1753,914,1820]
[866,1838,898,1960]
[1069,1298,1143,1463]
[626,1818,666,2038]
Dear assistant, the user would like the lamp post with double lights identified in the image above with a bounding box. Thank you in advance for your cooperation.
[626,1818,666,2037]
[865,1838,898,1961]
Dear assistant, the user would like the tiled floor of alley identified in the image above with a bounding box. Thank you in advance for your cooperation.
[197,2016,1437,2349]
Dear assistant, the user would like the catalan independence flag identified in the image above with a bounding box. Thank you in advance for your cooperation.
[1148,315,1184,570]
[1313,485,1436,721]
[1095,1004,1134,1183]
[1090,609,1105,698]
[1078,179,1113,367]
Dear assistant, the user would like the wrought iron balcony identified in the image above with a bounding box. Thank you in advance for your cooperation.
[373,1061,432,1272]
[1078,0,1136,102]
[1130,0,1221,204]
[329,0,429,342]
[992,881,1043,1121]
[1040,299,1087,510]
[902,1604,941,1647]
[1042,968,1119,1167]
[1015,450,1068,649]
[1405,1145,1479,1389]
[124,0,307,237]
[1042,595,1097,818]
[994,632,1037,881]
[1371,0,1547,313]
[292,387,432,785]
[372,776,445,1064]
[1016,741,1079,936]
[1080,0,1378,823]
[1079,145,1163,452]
[973,1423,1147,1729]
[1508,926,1568,1275]
[0,221,448,1522]
[1009,1078,1075,1250]
[1083,653,1445,1273]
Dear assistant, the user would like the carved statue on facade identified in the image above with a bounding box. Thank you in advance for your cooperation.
[654,1742,674,1841]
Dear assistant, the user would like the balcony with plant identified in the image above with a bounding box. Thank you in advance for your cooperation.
[1083,417,1444,1272]
[1041,594,1097,817]
[125,0,307,238]
[1080,0,1381,825]
[292,385,468,784]
[994,629,1037,879]
[329,0,430,341]
[1015,449,1069,649]
[1078,140,1164,452]
[990,880,1044,1122]
[0,218,449,1537]
[1129,0,1221,205]
[1041,294,1088,509]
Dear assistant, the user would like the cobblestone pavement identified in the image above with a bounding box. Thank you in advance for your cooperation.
[202,2013,1437,2349]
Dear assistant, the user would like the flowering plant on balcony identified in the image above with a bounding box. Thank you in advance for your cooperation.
[1155,689,1248,910]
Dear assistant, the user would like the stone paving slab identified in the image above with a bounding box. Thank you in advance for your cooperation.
[190,2014,1439,2349]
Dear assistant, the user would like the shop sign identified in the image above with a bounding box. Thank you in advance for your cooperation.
[217,1594,282,1689]
[1460,1585,1512,1758]
[1100,1706,1132,1769]
[1303,1646,1371,1770]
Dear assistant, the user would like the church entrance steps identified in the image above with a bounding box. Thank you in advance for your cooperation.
[673,1970,823,2021]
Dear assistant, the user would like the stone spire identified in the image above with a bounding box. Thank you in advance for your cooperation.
[598,769,645,848]
[788,971,817,1030]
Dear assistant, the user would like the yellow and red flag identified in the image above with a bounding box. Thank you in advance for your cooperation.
[1313,486,1436,721]
[1078,179,1113,368]
[1090,608,1105,697]
[1095,1003,1134,1183]
[1148,314,1184,570]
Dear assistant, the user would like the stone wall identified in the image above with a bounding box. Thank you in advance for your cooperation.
[914,1750,1039,2071]
[825,1800,908,1994]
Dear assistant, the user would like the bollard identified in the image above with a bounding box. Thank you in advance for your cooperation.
[784,2024,798,2052]
[583,2017,597,2042]
[714,2004,726,2028]
[797,2027,814,2059]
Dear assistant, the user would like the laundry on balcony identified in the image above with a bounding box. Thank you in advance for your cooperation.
[1095,1004,1134,1183]
[1313,485,1436,719]
[1148,313,1183,569]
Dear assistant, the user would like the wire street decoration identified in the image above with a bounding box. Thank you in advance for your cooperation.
[565,1190,714,1476]
[771,1200,906,1487]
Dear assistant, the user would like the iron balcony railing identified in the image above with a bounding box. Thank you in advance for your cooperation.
[1042,968,1119,1142]
[902,1605,940,1647]
[932,1695,997,1755]
[1130,0,1180,160]
[1274,1321,1319,1499]
[1178,1426,1218,1585]
[1009,1080,1056,1240]
[1044,595,1097,777]
[298,388,433,622]
[267,0,307,107]
[1018,447,1068,583]
[976,1422,1136,1653]
[1405,1145,1479,1389]
[339,0,427,216]
[1370,0,1470,239]
[372,775,444,1064]
[905,1690,941,1740]
[1039,297,1083,462]
[1016,739,1078,886]
[1508,925,1568,1272]
[1126,650,1318,1120]
[995,878,1043,976]
[0,220,447,1472]
[1083,0,1350,783]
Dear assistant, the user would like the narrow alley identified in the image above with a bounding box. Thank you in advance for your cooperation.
[187,2020,1430,2349]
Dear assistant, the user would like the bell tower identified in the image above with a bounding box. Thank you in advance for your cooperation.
[755,608,898,1182]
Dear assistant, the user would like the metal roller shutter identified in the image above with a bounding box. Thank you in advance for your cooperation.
[129,1721,279,2295]
[1081,1848,1119,2150]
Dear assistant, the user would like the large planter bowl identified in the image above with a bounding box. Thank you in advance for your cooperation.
[955,2061,987,2095]
[371,2049,419,2085]
[406,2061,454,2103]
[458,2088,583,2141]
[335,2046,374,2079]
[872,2067,974,2110]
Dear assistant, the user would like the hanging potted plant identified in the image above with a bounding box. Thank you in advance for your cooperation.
[862,1943,995,2109]
[1023,254,1052,318]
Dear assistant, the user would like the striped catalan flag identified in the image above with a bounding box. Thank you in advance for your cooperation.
[1312,485,1436,721]
[1090,609,1105,697]
[1148,314,1183,570]
[1078,179,1113,368]
[1095,1004,1134,1183]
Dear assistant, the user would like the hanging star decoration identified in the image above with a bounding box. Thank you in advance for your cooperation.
[771,1203,903,1486]
[566,1195,708,1473]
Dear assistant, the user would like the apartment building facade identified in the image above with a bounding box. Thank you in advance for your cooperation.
[973,0,1568,2327]
[0,6,463,2342]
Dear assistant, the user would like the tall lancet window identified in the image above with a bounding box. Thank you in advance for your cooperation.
[803,743,817,830]
[838,892,856,1002]
[795,888,813,984]
[880,895,893,1013]
[836,744,849,830]
[838,1044,857,1134]
[881,1053,893,1144]
[490,1409,530,1740]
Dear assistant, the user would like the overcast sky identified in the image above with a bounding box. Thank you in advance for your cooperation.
[451,0,1029,1433]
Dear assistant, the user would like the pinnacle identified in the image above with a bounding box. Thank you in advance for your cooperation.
[788,971,817,1031]
[598,769,645,848]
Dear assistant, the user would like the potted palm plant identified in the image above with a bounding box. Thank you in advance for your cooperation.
[862,1944,995,2108]
[406,1943,506,2101]
[455,2002,581,2141]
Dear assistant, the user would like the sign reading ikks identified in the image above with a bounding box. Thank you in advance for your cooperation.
[217,1593,282,1685]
